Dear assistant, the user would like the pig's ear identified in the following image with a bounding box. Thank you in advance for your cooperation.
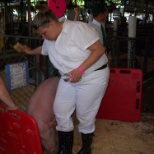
[48,0,66,18]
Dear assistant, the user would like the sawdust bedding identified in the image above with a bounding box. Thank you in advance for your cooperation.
[44,113,154,154]
[73,83,154,154]
[72,113,154,154]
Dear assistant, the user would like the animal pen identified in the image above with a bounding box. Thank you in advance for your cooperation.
[0,0,154,154]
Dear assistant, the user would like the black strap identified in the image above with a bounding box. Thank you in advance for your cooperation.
[95,63,108,71]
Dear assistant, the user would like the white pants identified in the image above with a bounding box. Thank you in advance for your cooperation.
[54,67,110,134]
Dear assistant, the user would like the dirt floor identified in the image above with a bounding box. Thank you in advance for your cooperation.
[72,83,154,154]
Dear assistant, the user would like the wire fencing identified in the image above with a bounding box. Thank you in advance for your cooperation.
[0,34,154,111]
[0,35,58,111]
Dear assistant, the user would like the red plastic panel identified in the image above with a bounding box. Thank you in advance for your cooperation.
[97,68,142,122]
[0,103,43,154]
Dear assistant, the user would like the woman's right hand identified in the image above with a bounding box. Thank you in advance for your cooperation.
[22,45,33,54]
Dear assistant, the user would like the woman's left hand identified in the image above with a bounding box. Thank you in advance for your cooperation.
[69,69,82,83]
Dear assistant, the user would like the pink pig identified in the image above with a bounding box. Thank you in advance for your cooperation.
[27,77,60,153]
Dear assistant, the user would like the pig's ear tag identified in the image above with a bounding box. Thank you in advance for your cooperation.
[48,0,66,18]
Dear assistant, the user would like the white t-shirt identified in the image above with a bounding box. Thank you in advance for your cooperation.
[41,19,108,75]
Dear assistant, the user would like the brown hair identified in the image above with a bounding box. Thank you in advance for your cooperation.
[32,4,58,29]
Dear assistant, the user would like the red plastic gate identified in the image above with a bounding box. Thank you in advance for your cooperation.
[0,103,43,154]
[97,68,142,122]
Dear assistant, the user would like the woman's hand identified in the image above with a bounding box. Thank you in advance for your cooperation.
[74,6,81,15]
[6,104,18,110]
[22,45,33,54]
[69,68,83,83]
[74,6,81,21]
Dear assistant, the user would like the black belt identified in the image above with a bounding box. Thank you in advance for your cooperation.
[95,63,108,71]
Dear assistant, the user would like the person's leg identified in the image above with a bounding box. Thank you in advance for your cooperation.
[53,78,76,154]
[76,68,109,154]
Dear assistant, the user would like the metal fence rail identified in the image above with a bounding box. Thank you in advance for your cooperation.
[108,35,154,75]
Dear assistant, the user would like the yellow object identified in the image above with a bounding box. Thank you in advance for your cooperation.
[0,38,4,52]
[13,43,23,52]
[10,42,24,52]
[0,36,8,52]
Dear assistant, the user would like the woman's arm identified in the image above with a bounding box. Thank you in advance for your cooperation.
[0,78,18,110]
[69,40,105,82]
[80,40,105,70]
[22,45,42,55]
[74,6,81,21]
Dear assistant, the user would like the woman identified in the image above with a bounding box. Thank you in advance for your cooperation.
[22,4,109,154]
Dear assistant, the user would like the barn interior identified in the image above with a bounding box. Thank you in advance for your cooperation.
[0,0,154,154]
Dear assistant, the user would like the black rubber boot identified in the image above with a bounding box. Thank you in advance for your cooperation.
[57,131,73,154]
[77,133,94,154]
